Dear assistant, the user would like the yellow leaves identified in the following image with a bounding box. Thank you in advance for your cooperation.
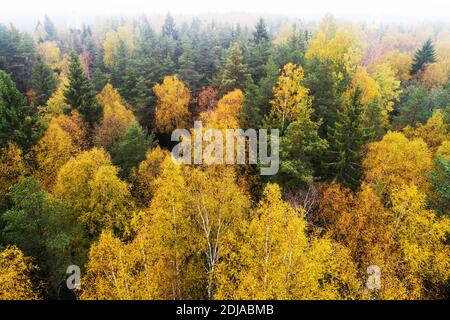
[131,146,168,207]
[0,246,39,300]
[154,76,191,134]
[418,63,448,89]
[436,140,450,161]
[306,30,362,77]
[349,66,380,105]
[52,111,89,151]
[404,110,449,152]
[87,166,134,235]
[53,148,133,236]
[318,180,450,299]
[103,25,136,68]
[0,142,26,195]
[216,183,359,300]
[37,81,70,126]
[390,184,450,297]
[200,89,243,130]
[319,183,395,271]
[270,63,312,128]
[80,230,138,300]
[382,50,412,82]
[363,131,433,194]
[34,120,78,190]
[94,84,136,152]
[372,63,402,114]
[37,41,61,68]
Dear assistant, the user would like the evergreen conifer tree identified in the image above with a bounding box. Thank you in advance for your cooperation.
[324,87,368,190]
[410,39,436,75]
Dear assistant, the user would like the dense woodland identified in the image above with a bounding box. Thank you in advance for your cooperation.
[0,13,449,300]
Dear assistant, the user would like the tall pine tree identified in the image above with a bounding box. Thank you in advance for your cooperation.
[0,70,33,149]
[324,87,368,190]
[410,39,436,75]
[220,43,252,94]
[31,57,57,106]
[64,52,101,126]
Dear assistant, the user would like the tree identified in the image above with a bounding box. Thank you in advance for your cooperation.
[201,89,244,130]
[33,119,78,190]
[161,12,178,39]
[220,43,252,94]
[197,86,218,113]
[363,131,433,195]
[31,57,57,106]
[246,18,271,83]
[383,50,412,82]
[80,230,138,299]
[37,80,70,127]
[130,146,168,207]
[0,245,39,300]
[112,121,157,178]
[94,84,136,154]
[2,177,84,298]
[64,52,101,126]
[304,57,342,137]
[403,110,448,152]
[397,85,431,127]
[37,41,61,69]
[324,88,368,190]
[277,118,327,190]
[317,182,436,299]
[184,166,250,299]
[418,63,448,89]
[53,148,134,237]
[389,184,450,298]
[43,15,57,41]
[138,157,192,299]
[0,70,33,149]
[216,183,360,299]
[52,111,89,150]
[0,24,36,93]
[178,37,202,93]
[429,143,450,215]
[153,75,191,134]
[270,63,312,130]
[305,31,361,83]
[410,39,436,75]
[253,18,270,44]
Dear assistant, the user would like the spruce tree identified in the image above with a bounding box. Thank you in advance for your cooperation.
[410,39,436,75]
[246,18,271,83]
[43,15,57,41]
[304,57,343,137]
[0,70,33,149]
[64,52,101,126]
[31,57,57,106]
[161,12,178,39]
[220,43,252,94]
[178,37,202,93]
[324,87,368,190]
[253,18,270,44]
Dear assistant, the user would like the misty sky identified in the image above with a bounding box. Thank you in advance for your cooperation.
[1,0,449,26]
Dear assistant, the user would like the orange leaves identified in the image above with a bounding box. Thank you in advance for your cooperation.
[200,89,244,130]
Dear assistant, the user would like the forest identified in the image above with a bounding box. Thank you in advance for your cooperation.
[0,12,449,300]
